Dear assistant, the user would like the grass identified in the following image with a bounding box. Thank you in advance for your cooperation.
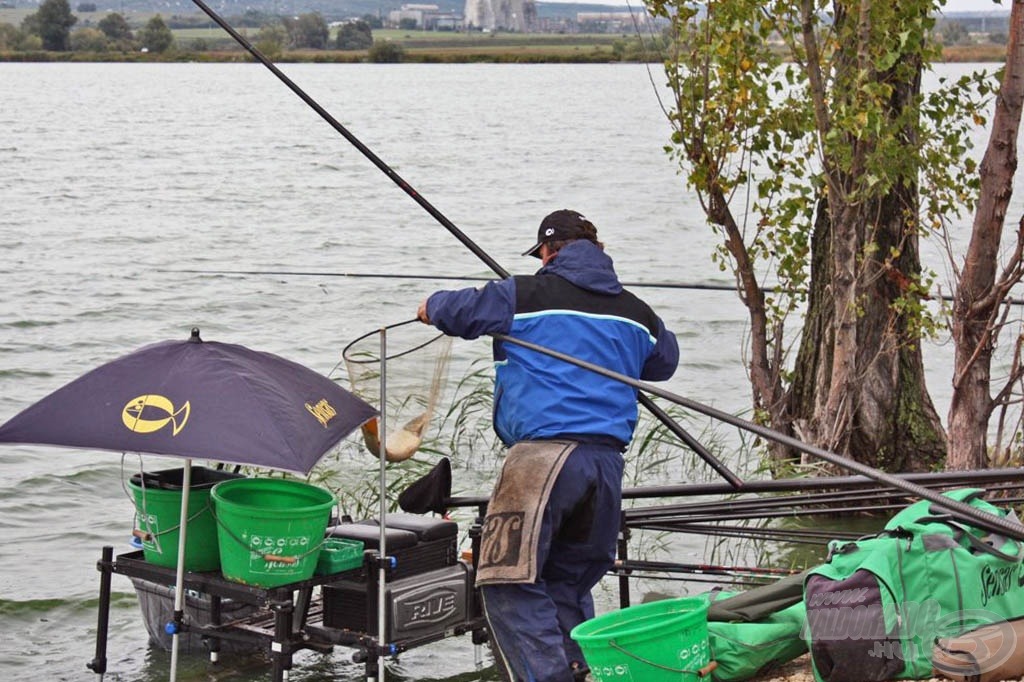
[942,43,1006,62]
[188,27,627,63]
[371,28,621,46]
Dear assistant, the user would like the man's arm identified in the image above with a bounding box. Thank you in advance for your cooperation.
[641,318,679,382]
[419,279,516,340]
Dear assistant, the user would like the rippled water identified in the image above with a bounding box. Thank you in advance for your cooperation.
[0,61,1006,681]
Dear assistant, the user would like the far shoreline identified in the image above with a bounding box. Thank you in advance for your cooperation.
[0,43,1007,64]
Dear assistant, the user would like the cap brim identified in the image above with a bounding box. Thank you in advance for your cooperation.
[522,240,544,258]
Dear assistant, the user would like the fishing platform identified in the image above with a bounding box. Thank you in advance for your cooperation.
[87,467,1024,682]
[90,511,490,682]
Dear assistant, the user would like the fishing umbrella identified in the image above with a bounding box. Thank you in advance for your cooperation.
[0,328,377,681]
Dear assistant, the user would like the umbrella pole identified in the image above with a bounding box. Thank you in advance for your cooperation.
[169,458,192,682]
[377,329,387,682]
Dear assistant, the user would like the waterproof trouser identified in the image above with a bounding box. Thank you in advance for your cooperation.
[481,443,624,682]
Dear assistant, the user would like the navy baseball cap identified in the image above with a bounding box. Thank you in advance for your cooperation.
[522,209,593,258]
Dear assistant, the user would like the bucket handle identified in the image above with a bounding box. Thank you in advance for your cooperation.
[127,460,211,553]
[210,502,328,564]
[133,504,209,539]
[608,641,718,678]
[132,499,210,558]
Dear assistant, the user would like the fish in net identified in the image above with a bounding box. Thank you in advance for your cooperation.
[342,321,452,462]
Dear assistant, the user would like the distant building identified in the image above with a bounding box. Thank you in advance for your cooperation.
[387,3,463,30]
[430,12,462,30]
[576,10,652,33]
[464,0,536,32]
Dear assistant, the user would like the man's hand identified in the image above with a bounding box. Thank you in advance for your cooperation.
[417,298,431,324]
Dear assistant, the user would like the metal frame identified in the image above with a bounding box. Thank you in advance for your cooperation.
[90,543,488,682]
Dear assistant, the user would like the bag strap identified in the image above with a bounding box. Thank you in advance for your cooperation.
[910,516,1024,562]
[953,519,1024,562]
[906,490,984,523]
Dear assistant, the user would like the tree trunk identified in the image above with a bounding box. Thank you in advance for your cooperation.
[790,1,946,471]
[789,200,832,444]
[948,0,1024,470]
[854,178,946,472]
[790,194,946,472]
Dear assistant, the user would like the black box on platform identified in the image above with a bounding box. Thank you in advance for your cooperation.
[321,562,473,640]
[326,513,458,580]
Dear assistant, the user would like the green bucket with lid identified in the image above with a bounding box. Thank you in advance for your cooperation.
[129,466,244,571]
[211,477,336,588]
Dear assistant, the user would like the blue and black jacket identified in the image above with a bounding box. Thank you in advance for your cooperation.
[425,240,679,448]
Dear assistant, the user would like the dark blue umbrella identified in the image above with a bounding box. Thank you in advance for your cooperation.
[0,328,378,681]
[0,328,377,474]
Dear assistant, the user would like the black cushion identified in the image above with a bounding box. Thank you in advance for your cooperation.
[357,514,457,542]
[326,523,419,551]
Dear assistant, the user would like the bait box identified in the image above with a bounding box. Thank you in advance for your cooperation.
[315,538,365,575]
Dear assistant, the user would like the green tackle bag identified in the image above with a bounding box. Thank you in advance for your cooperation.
[803,488,1024,682]
[705,571,809,681]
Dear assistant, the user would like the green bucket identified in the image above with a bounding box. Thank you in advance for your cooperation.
[570,596,712,682]
[129,466,244,572]
[211,478,336,588]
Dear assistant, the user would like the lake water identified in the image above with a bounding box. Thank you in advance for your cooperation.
[0,61,1013,681]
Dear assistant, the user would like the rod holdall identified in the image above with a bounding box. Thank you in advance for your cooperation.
[705,573,808,681]
[803,488,1024,682]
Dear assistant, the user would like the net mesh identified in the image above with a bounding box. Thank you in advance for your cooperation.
[342,321,453,462]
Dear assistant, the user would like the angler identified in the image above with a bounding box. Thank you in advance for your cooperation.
[417,209,679,682]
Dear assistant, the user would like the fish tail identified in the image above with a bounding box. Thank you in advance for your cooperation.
[169,401,191,436]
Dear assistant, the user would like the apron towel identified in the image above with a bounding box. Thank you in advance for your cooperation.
[476,440,577,586]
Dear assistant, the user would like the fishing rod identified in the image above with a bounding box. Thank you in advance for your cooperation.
[166,268,1024,307]
[490,331,1024,543]
[178,1,1024,522]
[179,0,743,490]
[447,467,1024,509]
[631,479,978,517]
[614,558,798,577]
[169,268,753,292]
[621,466,1024,499]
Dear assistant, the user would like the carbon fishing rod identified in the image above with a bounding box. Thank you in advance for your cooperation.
[197,26,739,488]
[490,331,1024,543]
[166,268,1024,307]
[182,0,742,489]
[448,466,1024,508]
[166,268,750,294]
[175,2,1024,502]
[621,467,1024,499]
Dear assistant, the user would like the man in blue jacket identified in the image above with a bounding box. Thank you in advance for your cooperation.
[417,209,679,682]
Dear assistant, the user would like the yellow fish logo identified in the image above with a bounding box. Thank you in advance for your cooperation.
[122,394,191,436]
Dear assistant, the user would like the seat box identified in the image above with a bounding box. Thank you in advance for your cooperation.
[321,562,473,640]
[359,513,458,542]
[326,515,457,580]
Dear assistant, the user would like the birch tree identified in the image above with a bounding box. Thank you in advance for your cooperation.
[648,0,996,471]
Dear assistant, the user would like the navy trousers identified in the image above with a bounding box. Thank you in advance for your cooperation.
[481,442,624,682]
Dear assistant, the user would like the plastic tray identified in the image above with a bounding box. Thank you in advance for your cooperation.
[315,538,365,575]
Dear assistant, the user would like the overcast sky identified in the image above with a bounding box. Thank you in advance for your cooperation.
[941,0,1009,13]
